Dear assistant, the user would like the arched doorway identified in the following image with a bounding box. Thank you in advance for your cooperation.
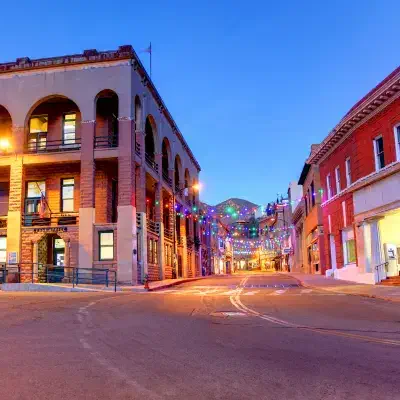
[174,155,182,191]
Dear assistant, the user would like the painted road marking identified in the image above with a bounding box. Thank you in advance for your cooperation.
[273,290,287,295]
[301,289,313,294]
[229,276,400,347]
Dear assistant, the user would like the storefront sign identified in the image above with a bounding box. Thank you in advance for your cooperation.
[33,227,68,233]
[283,247,292,255]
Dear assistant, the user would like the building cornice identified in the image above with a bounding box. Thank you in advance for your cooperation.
[307,67,400,165]
[0,45,201,172]
[321,160,400,207]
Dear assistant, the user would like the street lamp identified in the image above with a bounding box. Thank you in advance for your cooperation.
[0,138,11,152]
[172,182,201,278]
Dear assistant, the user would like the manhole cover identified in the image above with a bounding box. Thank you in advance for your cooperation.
[210,311,247,318]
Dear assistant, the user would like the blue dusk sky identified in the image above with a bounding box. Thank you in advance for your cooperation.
[1,1,399,206]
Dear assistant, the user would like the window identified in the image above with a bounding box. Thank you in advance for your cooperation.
[0,236,6,263]
[342,228,356,265]
[345,158,351,187]
[99,231,114,260]
[28,116,48,151]
[326,174,332,199]
[147,238,158,264]
[395,125,400,161]
[310,181,315,207]
[25,181,45,214]
[61,178,74,212]
[63,113,76,145]
[345,239,356,264]
[374,136,385,170]
[335,166,341,194]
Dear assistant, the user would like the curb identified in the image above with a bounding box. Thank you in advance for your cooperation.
[284,273,400,303]
[147,276,207,292]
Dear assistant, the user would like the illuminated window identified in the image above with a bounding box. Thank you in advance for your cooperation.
[99,231,114,261]
[27,181,45,198]
[29,116,48,133]
[25,181,45,214]
[61,178,74,212]
[63,113,76,145]
[28,115,48,151]
[345,240,356,263]
[0,236,6,263]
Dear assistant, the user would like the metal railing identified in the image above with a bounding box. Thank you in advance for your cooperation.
[164,227,173,240]
[94,135,118,148]
[0,263,117,292]
[24,139,81,153]
[375,261,389,282]
[162,170,172,187]
[147,219,159,235]
[135,142,141,156]
[22,212,79,227]
[145,153,159,173]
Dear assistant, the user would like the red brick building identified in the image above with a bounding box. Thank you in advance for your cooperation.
[308,66,400,283]
[0,45,201,284]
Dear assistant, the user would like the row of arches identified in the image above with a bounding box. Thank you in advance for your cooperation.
[0,92,196,184]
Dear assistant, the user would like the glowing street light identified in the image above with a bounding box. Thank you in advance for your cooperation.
[0,138,11,151]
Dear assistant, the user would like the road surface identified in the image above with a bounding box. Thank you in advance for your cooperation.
[0,272,399,399]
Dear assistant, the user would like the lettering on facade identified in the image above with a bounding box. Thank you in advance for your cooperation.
[33,227,68,233]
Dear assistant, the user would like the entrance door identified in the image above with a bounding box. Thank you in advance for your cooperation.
[50,237,65,282]
[329,235,337,271]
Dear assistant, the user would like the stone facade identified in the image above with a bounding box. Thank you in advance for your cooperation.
[0,45,201,284]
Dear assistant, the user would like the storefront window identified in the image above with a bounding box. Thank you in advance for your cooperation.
[345,239,356,264]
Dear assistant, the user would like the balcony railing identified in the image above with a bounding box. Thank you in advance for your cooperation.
[94,135,118,148]
[162,170,172,187]
[22,212,79,227]
[164,227,173,240]
[24,139,81,154]
[147,219,160,235]
[145,153,159,173]
[135,142,141,156]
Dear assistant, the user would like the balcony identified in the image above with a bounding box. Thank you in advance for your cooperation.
[135,142,141,157]
[24,139,81,154]
[162,170,172,187]
[94,135,118,148]
[145,153,159,173]
[147,219,160,235]
[164,227,173,241]
[22,212,79,227]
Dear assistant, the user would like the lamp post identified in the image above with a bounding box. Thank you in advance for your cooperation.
[172,183,201,278]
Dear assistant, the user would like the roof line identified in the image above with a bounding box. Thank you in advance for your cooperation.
[0,45,201,172]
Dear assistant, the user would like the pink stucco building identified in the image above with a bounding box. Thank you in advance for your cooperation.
[0,45,201,284]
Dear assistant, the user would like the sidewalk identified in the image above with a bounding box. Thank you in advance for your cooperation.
[130,276,207,292]
[0,276,207,293]
[284,272,400,303]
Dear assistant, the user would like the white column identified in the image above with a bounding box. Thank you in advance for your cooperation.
[157,221,165,280]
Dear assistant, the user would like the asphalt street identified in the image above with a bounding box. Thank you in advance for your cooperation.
[0,273,399,400]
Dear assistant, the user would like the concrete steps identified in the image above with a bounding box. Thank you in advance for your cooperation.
[379,276,400,286]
